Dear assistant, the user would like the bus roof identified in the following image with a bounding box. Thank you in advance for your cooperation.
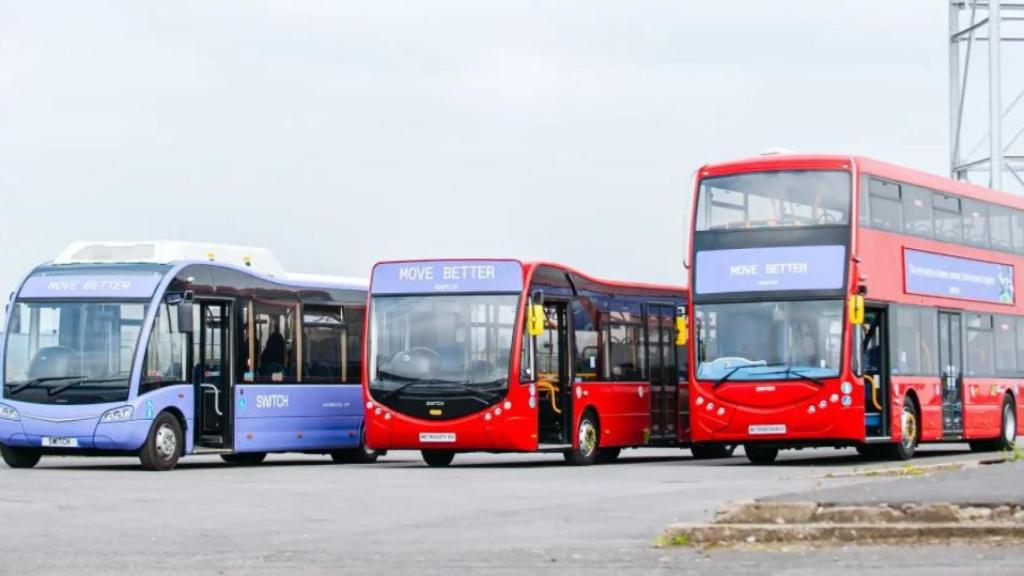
[369,258,685,296]
[697,153,1024,211]
[40,242,368,293]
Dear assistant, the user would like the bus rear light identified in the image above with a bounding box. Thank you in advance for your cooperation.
[830,394,839,404]
[529,384,536,396]
[706,402,714,411]
[504,401,512,410]
[485,413,492,421]
[384,413,392,421]
[495,408,503,416]
[818,400,827,409]
[695,397,704,406]
[808,405,816,414]
[366,401,374,410]
[375,408,382,416]
[528,397,537,409]
[716,407,725,416]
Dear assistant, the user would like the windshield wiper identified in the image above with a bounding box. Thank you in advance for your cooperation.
[755,367,826,387]
[431,382,502,404]
[376,380,432,403]
[712,363,783,388]
[47,376,129,396]
[6,376,86,395]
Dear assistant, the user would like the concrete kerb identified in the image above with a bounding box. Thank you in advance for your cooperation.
[659,501,1024,547]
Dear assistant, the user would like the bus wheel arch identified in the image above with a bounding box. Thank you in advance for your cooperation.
[139,411,184,471]
[564,407,600,466]
[160,406,188,456]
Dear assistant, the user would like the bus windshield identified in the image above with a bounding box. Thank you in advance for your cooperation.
[695,300,843,382]
[3,301,147,404]
[368,294,518,401]
[696,170,851,231]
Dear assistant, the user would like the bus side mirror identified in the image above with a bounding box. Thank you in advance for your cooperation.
[527,304,545,337]
[848,294,864,325]
[173,291,195,334]
[675,314,689,346]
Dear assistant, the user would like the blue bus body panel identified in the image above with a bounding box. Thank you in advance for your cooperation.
[233,384,363,453]
[0,385,195,452]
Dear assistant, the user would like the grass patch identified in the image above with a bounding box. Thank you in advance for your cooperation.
[656,532,693,548]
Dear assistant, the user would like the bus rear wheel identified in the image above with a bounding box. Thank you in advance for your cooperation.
[564,411,599,466]
[421,450,455,467]
[743,444,778,464]
[221,452,267,465]
[1,446,41,469]
[883,400,918,461]
[970,396,1017,453]
[691,444,735,460]
[139,412,182,471]
[331,428,382,464]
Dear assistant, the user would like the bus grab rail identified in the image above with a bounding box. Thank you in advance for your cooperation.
[863,374,882,412]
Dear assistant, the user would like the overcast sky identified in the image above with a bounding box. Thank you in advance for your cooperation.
[0,1,949,299]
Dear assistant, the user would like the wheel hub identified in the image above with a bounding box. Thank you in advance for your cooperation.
[155,424,177,459]
[901,406,917,450]
[578,420,597,457]
[1005,405,1017,444]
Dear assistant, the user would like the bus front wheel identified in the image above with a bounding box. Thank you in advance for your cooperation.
[139,412,183,471]
[421,450,455,467]
[883,400,918,461]
[564,410,599,466]
[743,444,779,465]
[1,446,41,469]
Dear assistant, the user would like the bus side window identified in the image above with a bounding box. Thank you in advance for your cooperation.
[253,300,296,382]
[571,299,601,382]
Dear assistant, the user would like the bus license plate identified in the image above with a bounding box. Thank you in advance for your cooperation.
[748,425,786,436]
[419,432,456,443]
[41,437,80,448]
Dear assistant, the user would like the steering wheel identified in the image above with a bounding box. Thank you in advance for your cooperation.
[27,346,82,380]
[386,347,441,381]
[707,356,756,369]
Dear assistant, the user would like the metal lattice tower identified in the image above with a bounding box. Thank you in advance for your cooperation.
[950,1,1024,193]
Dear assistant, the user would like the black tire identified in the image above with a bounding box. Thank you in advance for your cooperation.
[1,446,41,469]
[331,427,381,464]
[220,452,267,465]
[971,396,1018,453]
[743,444,779,464]
[883,399,918,461]
[691,444,735,460]
[595,447,621,464]
[139,412,183,471]
[564,410,600,466]
[421,450,455,467]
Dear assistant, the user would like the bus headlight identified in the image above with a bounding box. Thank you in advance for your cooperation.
[841,382,853,395]
[100,406,134,423]
[0,404,20,421]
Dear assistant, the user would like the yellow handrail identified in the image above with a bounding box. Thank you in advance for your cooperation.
[536,380,561,414]
[863,374,883,411]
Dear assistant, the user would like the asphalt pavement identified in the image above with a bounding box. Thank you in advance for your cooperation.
[0,444,1022,575]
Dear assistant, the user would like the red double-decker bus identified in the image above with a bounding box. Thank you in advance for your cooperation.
[688,153,1023,463]
[362,259,701,466]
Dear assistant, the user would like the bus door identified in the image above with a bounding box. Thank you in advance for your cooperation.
[861,307,889,437]
[536,301,571,445]
[195,301,232,449]
[647,304,678,443]
[938,311,964,436]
